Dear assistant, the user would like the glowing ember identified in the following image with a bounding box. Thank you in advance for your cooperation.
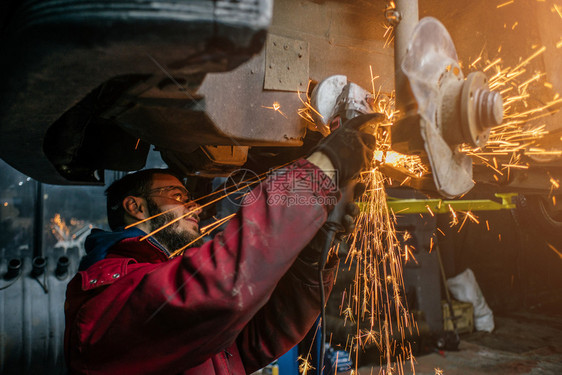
[298,355,315,374]
[262,101,288,119]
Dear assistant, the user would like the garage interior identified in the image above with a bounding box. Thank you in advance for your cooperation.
[1,0,561,374]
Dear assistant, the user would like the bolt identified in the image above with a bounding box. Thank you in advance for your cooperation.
[384,9,401,26]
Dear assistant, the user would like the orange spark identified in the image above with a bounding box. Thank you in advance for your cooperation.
[546,243,562,260]
[470,56,482,69]
[430,237,434,253]
[465,211,480,224]
[262,101,288,119]
[483,58,502,72]
[425,204,435,216]
[497,0,514,8]
[554,4,562,19]
[513,46,546,71]
[448,204,459,226]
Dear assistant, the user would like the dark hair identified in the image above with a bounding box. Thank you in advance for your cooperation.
[105,168,182,231]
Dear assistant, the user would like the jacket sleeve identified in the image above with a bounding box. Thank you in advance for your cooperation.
[74,159,339,373]
[236,254,338,374]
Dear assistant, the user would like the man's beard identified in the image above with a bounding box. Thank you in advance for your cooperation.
[146,198,204,254]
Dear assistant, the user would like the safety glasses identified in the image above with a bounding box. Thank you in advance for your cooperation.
[145,185,193,204]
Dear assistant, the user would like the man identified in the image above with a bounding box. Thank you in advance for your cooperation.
[64,115,378,374]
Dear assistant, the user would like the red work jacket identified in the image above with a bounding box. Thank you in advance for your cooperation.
[64,159,339,374]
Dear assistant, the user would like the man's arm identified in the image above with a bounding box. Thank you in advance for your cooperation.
[236,253,338,374]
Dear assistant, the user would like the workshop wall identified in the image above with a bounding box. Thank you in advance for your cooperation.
[437,206,562,315]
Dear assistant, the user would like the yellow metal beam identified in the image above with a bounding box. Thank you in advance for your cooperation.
[360,193,518,214]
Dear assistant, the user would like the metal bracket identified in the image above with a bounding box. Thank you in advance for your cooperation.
[264,34,309,92]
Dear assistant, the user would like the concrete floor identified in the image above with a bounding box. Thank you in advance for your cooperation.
[356,306,562,375]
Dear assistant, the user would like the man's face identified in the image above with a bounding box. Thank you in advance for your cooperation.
[144,174,203,253]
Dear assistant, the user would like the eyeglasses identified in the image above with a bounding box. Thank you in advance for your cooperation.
[145,185,193,203]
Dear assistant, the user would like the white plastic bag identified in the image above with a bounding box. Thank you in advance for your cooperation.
[446,268,495,332]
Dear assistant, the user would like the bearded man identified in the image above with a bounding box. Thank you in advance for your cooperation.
[63,115,378,374]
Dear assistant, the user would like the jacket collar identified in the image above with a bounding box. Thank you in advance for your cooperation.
[80,227,169,271]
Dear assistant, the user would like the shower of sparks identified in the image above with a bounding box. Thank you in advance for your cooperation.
[262,101,288,119]
[463,44,562,177]
[342,147,416,373]
[296,75,429,373]
[293,11,562,372]
[368,81,427,180]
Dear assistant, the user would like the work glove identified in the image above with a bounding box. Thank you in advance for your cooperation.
[338,182,365,238]
[312,113,382,186]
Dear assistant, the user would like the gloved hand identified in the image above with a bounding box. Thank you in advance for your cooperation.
[312,113,382,186]
[338,182,365,238]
